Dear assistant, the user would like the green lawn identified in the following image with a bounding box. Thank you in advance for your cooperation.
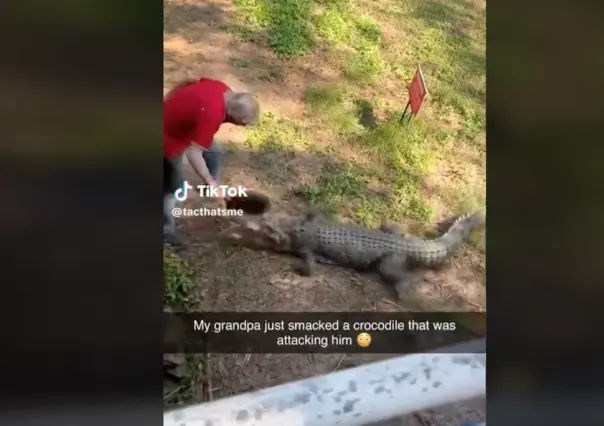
[233,0,486,236]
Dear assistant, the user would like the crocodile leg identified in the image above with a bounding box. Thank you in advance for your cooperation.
[296,247,317,276]
[377,253,412,299]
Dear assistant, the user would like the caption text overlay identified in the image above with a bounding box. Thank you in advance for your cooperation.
[164,312,485,353]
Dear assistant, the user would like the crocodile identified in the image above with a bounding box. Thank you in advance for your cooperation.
[225,210,484,298]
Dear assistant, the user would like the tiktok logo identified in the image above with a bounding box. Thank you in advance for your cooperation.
[174,181,193,202]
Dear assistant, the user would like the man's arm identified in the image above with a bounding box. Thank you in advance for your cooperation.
[185,144,216,186]
[189,111,221,187]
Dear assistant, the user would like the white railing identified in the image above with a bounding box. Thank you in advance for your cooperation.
[164,339,486,426]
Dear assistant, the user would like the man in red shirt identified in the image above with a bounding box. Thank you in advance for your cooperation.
[164,78,259,244]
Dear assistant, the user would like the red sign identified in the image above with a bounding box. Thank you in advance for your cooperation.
[408,67,428,116]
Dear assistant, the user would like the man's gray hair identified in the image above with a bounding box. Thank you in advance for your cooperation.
[225,92,260,125]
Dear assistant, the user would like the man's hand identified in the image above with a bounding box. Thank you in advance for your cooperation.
[203,179,224,200]
[186,145,219,196]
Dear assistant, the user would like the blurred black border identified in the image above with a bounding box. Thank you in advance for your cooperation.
[488,0,604,423]
[0,0,163,424]
[0,0,603,424]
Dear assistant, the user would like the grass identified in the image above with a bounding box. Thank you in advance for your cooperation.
[342,41,385,85]
[304,85,362,135]
[297,119,436,224]
[233,0,315,59]
[163,246,204,406]
[164,247,197,309]
[231,0,486,238]
[245,112,307,151]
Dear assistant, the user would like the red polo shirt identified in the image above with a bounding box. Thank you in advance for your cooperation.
[163,78,231,159]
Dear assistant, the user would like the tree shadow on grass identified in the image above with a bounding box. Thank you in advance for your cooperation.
[164,2,228,38]
[164,0,340,103]
[164,1,280,81]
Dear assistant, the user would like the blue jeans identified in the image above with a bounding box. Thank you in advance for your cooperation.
[163,140,225,234]
[202,142,225,184]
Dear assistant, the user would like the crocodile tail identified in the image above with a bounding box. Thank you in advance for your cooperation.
[438,211,485,247]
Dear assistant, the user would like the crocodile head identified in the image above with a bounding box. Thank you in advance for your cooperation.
[218,213,296,252]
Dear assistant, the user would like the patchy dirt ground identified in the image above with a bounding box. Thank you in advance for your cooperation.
[164,0,485,423]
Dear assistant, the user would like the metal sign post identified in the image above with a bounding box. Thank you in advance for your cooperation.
[400,65,428,125]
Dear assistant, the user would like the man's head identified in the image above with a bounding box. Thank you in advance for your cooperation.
[224,91,260,126]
